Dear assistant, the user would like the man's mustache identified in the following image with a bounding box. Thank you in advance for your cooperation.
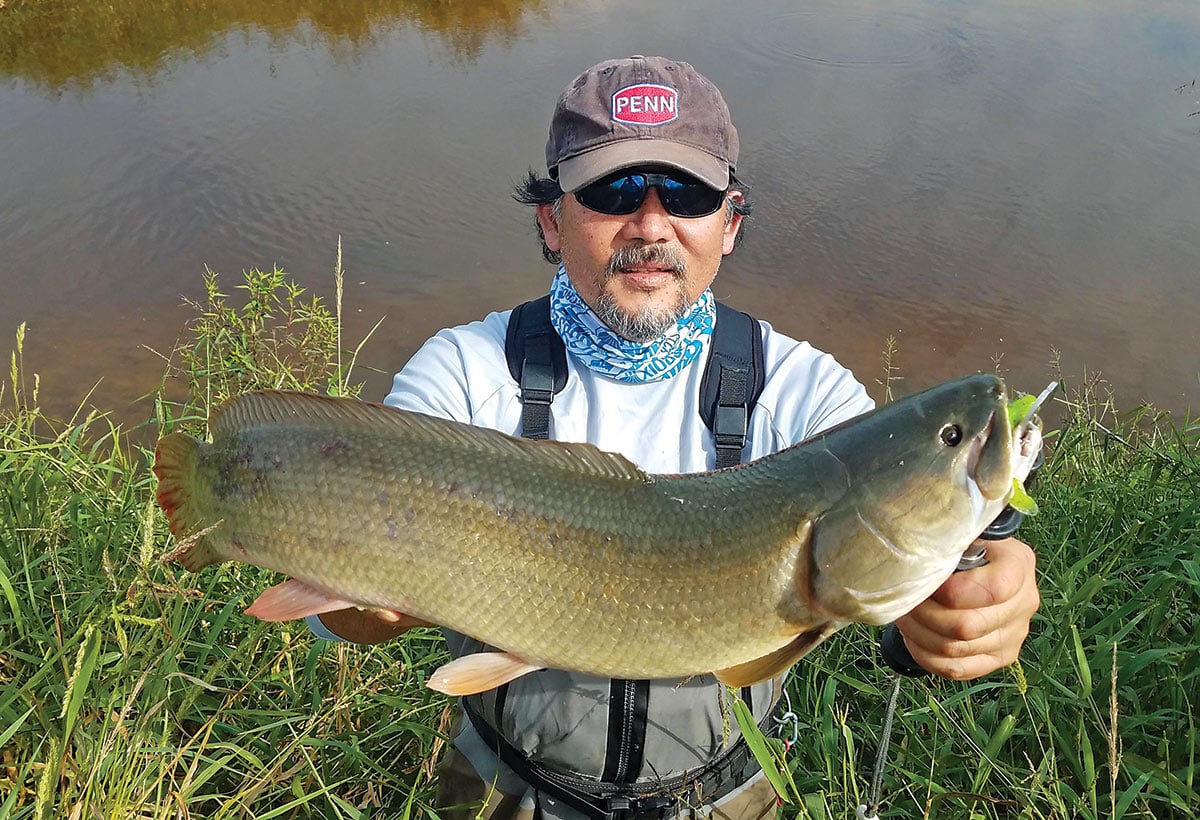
[605,245,688,277]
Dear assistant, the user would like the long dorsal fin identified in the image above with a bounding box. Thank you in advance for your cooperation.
[714,623,843,687]
[209,390,650,485]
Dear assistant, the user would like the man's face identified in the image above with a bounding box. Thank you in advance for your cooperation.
[536,169,745,342]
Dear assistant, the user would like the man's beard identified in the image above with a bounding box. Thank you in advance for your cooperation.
[593,244,690,343]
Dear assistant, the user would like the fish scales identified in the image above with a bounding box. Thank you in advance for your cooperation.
[154,374,1042,688]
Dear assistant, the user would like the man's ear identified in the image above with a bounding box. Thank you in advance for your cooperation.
[537,202,563,252]
[722,191,745,255]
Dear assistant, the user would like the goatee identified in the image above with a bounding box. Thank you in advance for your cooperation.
[594,245,689,343]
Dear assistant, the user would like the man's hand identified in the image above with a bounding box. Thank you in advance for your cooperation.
[317,607,433,645]
[894,537,1040,680]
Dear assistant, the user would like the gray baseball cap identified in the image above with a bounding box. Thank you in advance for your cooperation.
[546,55,740,193]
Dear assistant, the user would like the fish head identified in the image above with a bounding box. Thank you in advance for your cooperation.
[802,373,1040,625]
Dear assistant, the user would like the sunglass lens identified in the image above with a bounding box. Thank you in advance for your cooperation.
[660,177,725,217]
[575,174,647,215]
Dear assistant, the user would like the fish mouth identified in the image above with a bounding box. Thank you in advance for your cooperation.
[966,410,1012,501]
[964,410,993,480]
[967,406,1044,503]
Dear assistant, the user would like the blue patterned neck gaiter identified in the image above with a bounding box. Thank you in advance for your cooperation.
[548,265,715,383]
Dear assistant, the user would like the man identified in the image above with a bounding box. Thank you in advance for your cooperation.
[309,55,1040,819]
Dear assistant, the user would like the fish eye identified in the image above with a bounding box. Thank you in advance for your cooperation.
[940,424,963,447]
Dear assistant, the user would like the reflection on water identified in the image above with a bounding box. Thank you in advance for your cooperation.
[1,0,1198,427]
[0,0,549,91]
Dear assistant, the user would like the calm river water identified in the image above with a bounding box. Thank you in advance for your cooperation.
[2,0,1198,424]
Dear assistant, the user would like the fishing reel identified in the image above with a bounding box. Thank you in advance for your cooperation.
[880,444,1045,677]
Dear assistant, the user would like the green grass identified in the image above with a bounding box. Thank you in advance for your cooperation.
[1,267,1197,818]
[2,267,447,819]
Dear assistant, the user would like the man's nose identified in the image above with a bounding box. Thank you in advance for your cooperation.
[621,187,674,242]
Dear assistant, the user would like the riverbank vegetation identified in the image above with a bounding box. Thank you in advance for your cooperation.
[1,267,1196,818]
[0,0,549,91]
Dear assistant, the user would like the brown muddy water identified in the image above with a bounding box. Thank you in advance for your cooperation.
[1,0,1198,427]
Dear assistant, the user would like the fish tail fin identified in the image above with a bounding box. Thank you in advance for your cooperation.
[153,432,223,571]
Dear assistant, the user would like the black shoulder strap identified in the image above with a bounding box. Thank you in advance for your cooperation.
[700,302,766,469]
[505,295,568,440]
[504,296,764,465]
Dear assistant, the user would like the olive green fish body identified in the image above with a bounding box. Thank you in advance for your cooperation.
[154,373,1038,684]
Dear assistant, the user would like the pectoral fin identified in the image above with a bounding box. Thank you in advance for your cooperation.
[244,579,358,621]
[715,623,843,687]
[428,652,545,695]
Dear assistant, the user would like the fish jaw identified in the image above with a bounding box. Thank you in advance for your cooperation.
[967,410,1010,501]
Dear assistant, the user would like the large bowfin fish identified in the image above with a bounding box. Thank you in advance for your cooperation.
[152,374,1042,695]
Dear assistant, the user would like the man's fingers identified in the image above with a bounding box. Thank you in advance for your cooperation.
[897,614,1029,680]
[902,635,1002,681]
[929,538,1036,610]
[894,537,1040,681]
[899,604,996,648]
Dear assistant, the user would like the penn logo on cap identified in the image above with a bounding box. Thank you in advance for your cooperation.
[611,83,678,126]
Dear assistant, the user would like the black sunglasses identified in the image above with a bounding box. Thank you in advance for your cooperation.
[574,170,727,218]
